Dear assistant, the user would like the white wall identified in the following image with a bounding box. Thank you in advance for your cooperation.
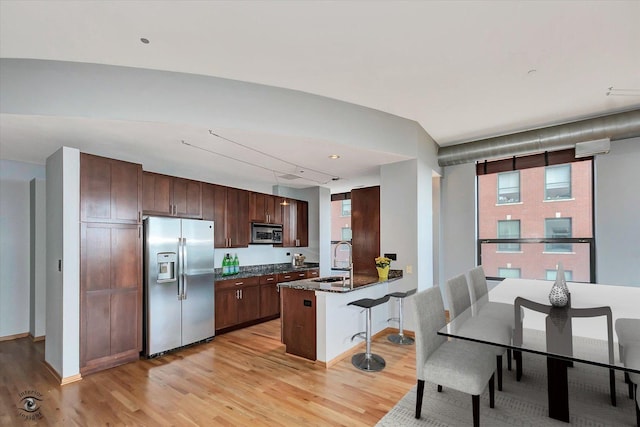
[0,160,45,338]
[440,162,477,308]
[30,179,46,338]
[380,132,441,331]
[432,173,441,287]
[595,138,640,286]
[45,147,80,380]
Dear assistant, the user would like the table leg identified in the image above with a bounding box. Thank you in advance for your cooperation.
[609,369,616,406]
[515,350,522,381]
[547,357,570,422]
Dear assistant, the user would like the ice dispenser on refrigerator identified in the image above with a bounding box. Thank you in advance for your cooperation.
[157,252,176,283]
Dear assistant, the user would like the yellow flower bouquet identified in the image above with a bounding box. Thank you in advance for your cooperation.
[375,256,392,268]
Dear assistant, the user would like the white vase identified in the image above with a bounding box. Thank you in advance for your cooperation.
[549,262,569,307]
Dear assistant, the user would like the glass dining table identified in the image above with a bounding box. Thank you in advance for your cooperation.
[438,277,640,422]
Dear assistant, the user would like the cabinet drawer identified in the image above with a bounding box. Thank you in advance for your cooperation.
[259,274,278,285]
[278,271,308,283]
[306,269,319,278]
[216,276,259,290]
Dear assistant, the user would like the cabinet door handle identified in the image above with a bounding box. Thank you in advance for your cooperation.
[235,282,243,286]
[266,278,274,281]
[239,289,243,299]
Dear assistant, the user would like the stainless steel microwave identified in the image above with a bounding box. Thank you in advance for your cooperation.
[251,222,283,244]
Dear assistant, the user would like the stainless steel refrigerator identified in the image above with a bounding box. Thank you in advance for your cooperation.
[144,216,215,357]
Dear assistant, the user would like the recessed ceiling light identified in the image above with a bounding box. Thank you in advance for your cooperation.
[140,38,150,44]
[329,154,340,159]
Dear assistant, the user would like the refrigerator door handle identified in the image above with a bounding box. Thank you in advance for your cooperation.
[177,237,183,300]
[182,237,188,299]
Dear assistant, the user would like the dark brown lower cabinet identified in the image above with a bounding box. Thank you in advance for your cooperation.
[280,287,317,360]
[80,222,142,375]
[259,274,280,319]
[215,270,319,335]
[215,276,260,333]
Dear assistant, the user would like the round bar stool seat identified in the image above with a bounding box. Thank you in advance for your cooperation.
[348,295,391,372]
[386,289,417,345]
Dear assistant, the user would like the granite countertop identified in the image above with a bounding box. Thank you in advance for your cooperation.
[214,262,319,281]
[277,269,403,293]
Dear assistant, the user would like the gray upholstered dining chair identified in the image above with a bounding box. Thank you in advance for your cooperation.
[622,343,640,426]
[468,265,517,369]
[446,273,512,391]
[616,318,640,399]
[468,266,518,327]
[411,286,496,427]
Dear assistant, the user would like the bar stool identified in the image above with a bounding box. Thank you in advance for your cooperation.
[386,289,417,345]
[348,294,391,372]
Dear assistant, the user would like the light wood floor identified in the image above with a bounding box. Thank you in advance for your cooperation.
[1,320,416,426]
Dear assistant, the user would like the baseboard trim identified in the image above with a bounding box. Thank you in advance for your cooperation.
[43,360,83,386]
[320,327,415,368]
[0,332,30,342]
[60,373,83,386]
[30,334,45,342]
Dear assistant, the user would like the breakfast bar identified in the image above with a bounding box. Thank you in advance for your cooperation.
[278,270,403,365]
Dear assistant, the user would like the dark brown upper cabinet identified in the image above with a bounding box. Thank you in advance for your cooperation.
[80,153,142,224]
[280,199,309,247]
[351,186,380,276]
[249,192,282,224]
[203,183,249,248]
[142,171,202,218]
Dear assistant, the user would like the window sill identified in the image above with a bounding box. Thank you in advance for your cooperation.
[542,251,576,255]
[496,251,523,254]
[495,201,523,206]
[543,198,574,203]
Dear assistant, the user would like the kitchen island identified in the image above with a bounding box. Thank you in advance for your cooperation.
[278,270,403,365]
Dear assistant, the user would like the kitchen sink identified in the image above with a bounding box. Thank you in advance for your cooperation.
[312,276,346,283]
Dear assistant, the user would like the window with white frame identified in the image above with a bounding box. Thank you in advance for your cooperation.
[545,217,572,252]
[546,269,573,281]
[498,267,521,278]
[497,220,521,251]
[497,171,520,204]
[545,164,571,200]
[341,199,351,216]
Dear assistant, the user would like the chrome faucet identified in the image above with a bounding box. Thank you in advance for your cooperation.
[333,241,353,287]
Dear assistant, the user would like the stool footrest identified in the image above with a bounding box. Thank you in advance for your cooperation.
[351,332,366,342]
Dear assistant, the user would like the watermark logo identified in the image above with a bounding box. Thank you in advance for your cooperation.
[17,389,44,420]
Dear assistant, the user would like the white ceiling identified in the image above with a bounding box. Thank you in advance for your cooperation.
[1,1,639,191]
